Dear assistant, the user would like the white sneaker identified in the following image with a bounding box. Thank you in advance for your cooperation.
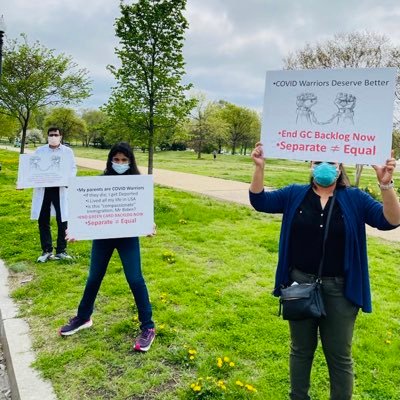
[54,252,73,260]
[37,252,55,262]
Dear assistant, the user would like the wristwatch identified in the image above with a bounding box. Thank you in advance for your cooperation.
[378,180,394,190]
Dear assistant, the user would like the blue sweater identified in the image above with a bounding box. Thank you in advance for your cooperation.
[249,185,397,312]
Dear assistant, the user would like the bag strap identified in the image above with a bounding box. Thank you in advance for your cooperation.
[317,192,336,281]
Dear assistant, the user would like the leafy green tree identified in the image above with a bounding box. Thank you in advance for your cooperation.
[218,102,261,155]
[239,113,261,155]
[0,34,91,154]
[186,94,224,159]
[283,31,400,186]
[81,109,108,147]
[23,128,44,147]
[392,130,400,160]
[0,112,19,142]
[106,0,194,173]
[44,107,86,144]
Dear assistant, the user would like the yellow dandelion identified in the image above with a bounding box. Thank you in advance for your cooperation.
[193,385,201,392]
[245,384,257,392]
[190,383,196,388]
[385,339,392,344]
[223,356,230,362]
[229,362,235,367]
[236,380,244,386]
[189,355,195,360]
[188,349,197,355]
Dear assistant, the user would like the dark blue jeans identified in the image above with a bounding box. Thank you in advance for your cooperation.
[77,237,154,330]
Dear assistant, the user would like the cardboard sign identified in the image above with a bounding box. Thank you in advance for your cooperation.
[67,175,154,240]
[261,67,397,164]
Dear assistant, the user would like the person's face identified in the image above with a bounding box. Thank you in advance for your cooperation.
[311,161,339,169]
[112,152,130,164]
[48,130,61,138]
[48,130,62,147]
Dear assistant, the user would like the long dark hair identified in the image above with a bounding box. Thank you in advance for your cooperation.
[309,162,351,188]
[104,142,140,175]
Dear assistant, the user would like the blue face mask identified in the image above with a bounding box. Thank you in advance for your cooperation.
[112,162,130,174]
[312,162,338,187]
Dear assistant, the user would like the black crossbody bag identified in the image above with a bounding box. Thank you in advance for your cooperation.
[279,192,336,320]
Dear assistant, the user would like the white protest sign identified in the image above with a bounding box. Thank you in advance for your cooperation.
[261,68,397,165]
[68,175,154,240]
[17,152,74,188]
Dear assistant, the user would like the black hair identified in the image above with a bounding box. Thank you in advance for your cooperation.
[309,163,351,188]
[47,127,61,135]
[105,142,140,175]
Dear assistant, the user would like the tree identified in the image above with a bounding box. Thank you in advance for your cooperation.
[81,109,108,147]
[0,112,19,142]
[0,34,91,154]
[283,31,400,186]
[392,130,400,160]
[218,102,261,155]
[106,0,195,174]
[44,107,86,143]
[24,128,44,146]
[186,94,226,159]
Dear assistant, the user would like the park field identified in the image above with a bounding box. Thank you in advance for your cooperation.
[0,149,399,399]
[71,145,389,190]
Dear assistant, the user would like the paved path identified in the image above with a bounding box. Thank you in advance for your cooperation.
[75,154,400,243]
[1,144,399,242]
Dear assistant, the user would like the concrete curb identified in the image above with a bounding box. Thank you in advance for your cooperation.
[0,260,56,400]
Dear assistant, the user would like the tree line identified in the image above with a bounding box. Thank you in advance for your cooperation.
[1,0,400,180]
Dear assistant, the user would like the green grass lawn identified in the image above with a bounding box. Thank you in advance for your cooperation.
[71,145,397,191]
[0,149,399,399]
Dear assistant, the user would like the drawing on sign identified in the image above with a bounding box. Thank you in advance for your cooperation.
[296,92,356,125]
[29,155,62,171]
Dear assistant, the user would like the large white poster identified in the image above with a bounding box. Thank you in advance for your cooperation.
[17,152,74,188]
[261,67,397,165]
[68,175,154,240]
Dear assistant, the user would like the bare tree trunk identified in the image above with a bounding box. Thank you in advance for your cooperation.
[354,164,364,187]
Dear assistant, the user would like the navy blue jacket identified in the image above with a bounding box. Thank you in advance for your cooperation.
[250,184,398,312]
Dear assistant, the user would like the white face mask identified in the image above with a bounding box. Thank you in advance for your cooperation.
[48,136,61,147]
[112,162,130,174]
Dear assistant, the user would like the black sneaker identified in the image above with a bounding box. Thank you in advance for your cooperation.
[59,316,93,336]
[134,328,155,352]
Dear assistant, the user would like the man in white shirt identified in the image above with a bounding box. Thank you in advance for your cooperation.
[31,127,77,262]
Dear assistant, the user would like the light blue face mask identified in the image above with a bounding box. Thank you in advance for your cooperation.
[312,162,339,187]
[112,162,130,174]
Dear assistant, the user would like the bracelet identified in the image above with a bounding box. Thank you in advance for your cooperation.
[378,180,394,190]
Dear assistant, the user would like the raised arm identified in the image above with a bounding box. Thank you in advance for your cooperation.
[250,142,265,194]
[372,152,400,226]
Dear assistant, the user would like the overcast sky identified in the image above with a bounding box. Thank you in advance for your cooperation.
[2,0,400,112]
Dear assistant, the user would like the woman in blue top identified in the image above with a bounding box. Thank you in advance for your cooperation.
[60,142,156,352]
[249,142,400,400]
